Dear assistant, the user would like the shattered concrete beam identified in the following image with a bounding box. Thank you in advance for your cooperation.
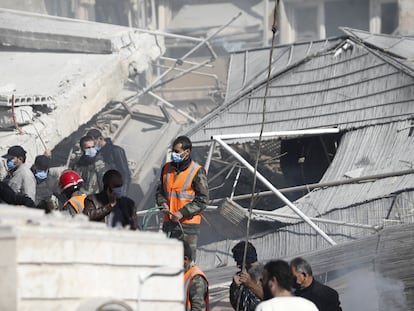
[0,28,113,54]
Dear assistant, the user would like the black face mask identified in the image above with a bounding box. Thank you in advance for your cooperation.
[292,276,300,291]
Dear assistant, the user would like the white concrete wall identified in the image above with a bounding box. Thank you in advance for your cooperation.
[0,206,183,311]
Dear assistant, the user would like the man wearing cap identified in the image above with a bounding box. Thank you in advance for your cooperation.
[32,155,66,211]
[230,241,263,311]
[2,145,36,202]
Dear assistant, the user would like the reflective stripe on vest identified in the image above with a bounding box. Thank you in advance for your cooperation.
[162,161,202,225]
[64,195,86,214]
[184,265,210,311]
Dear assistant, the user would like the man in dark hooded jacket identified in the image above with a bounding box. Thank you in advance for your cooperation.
[87,129,131,195]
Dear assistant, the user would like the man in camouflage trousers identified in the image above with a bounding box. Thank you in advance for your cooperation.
[72,136,107,194]
[156,135,209,260]
[183,240,209,311]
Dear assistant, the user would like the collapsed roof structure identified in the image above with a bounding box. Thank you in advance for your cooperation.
[0,8,163,175]
[186,29,414,310]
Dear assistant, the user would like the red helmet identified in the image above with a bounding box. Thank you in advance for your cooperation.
[59,170,84,191]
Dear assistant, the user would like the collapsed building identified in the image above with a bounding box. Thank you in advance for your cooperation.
[185,29,414,310]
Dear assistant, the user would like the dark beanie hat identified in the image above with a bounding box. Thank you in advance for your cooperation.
[232,241,257,264]
[35,155,51,170]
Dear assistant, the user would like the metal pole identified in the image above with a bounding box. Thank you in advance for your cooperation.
[214,136,337,245]
[134,29,205,42]
[179,12,242,61]
[214,128,340,141]
[205,139,216,173]
[252,209,381,231]
[134,12,241,98]
[211,168,414,202]
[147,91,197,123]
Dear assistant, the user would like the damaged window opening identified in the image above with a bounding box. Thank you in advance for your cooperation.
[204,132,342,212]
[280,133,342,203]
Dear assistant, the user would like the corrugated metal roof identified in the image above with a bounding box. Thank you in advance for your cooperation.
[260,120,414,222]
[206,223,414,311]
[341,27,414,60]
[188,40,414,145]
[224,37,343,103]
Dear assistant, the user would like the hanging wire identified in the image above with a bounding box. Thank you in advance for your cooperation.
[236,1,280,310]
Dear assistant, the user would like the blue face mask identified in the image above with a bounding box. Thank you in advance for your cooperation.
[35,170,48,180]
[111,186,123,198]
[95,144,101,152]
[171,152,184,163]
[7,159,17,171]
[84,147,97,158]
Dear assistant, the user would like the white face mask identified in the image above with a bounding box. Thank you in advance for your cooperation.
[84,147,97,158]
[171,151,184,163]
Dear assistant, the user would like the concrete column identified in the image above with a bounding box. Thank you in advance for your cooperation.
[399,0,414,35]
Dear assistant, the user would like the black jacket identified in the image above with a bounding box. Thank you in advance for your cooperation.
[100,140,131,186]
[294,279,342,311]
[0,181,36,207]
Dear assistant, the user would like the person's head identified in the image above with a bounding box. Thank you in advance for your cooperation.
[171,136,192,163]
[290,257,313,290]
[79,136,97,158]
[248,263,264,286]
[86,129,106,151]
[2,145,27,171]
[59,170,84,199]
[231,241,258,270]
[103,169,123,198]
[183,240,193,272]
[33,155,51,181]
[262,260,293,300]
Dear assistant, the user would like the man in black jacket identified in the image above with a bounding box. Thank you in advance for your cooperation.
[84,169,138,229]
[0,181,35,207]
[87,129,131,195]
[290,257,342,311]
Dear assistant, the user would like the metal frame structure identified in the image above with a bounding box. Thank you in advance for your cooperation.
[205,128,341,245]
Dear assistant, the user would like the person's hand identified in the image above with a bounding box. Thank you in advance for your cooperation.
[108,191,117,208]
[233,273,241,286]
[43,149,52,157]
[171,211,183,222]
[161,202,169,212]
[239,271,254,287]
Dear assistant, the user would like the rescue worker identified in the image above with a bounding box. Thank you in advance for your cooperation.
[290,257,342,311]
[183,240,209,311]
[83,169,138,228]
[156,136,209,260]
[32,155,65,212]
[2,145,36,202]
[87,129,131,195]
[59,170,86,216]
[72,136,107,194]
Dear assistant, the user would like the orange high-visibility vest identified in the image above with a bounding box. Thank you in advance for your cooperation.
[162,161,202,225]
[64,194,86,214]
[184,265,210,311]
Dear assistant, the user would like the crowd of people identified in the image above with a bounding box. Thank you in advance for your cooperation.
[228,241,343,311]
[0,132,343,311]
[0,128,137,229]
